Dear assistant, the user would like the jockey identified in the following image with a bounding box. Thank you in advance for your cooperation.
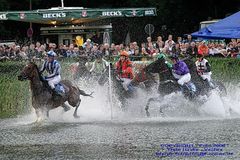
[115,50,134,91]
[195,53,214,88]
[170,55,196,93]
[89,52,109,76]
[40,51,63,96]
[157,53,172,68]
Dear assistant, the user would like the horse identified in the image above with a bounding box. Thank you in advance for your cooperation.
[69,56,92,80]
[103,61,157,110]
[144,57,227,117]
[184,57,226,96]
[18,62,93,122]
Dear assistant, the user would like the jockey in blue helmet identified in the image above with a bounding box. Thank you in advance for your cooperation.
[40,51,63,96]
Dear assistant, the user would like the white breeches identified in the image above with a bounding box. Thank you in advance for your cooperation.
[172,73,191,86]
[200,72,212,82]
[47,75,61,89]
[120,78,132,91]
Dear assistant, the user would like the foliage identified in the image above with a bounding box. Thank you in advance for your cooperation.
[0,58,239,118]
[0,61,31,118]
[208,57,240,83]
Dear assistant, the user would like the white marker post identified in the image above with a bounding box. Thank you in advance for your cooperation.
[108,62,113,120]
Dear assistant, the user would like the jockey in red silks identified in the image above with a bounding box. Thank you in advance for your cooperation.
[115,50,134,91]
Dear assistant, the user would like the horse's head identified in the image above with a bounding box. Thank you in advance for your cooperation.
[145,58,168,74]
[18,62,39,81]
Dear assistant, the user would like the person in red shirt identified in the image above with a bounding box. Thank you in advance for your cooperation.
[198,40,209,56]
[115,51,134,91]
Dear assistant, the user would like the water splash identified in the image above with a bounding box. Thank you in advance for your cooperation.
[10,80,240,125]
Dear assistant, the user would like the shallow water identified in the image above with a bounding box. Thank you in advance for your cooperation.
[0,117,239,160]
[1,81,240,159]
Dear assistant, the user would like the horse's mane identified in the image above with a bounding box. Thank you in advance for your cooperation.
[145,58,175,82]
[29,62,47,84]
[145,58,169,73]
[145,59,162,73]
[29,62,40,77]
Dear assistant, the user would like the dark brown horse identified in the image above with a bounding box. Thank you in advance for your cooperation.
[18,62,93,122]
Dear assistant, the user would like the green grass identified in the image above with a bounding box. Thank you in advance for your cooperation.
[0,58,240,118]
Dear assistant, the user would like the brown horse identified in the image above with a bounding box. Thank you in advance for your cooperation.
[18,62,93,122]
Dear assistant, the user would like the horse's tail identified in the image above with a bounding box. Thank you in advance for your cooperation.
[77,87,94,97]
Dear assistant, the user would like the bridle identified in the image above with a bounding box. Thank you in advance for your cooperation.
[158,68,169,74]
[20,63,36,80]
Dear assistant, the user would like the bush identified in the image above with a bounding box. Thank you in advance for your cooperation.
[0,58,239,118]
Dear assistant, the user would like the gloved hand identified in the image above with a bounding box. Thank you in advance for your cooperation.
[118,70,123,74]
[40,76,47,81]
[116,76,120,81]
[197,71,203,75]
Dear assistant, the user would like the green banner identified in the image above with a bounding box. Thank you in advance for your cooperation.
[0,7,156,24]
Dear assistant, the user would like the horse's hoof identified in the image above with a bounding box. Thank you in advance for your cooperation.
[63,106,71,112]
[146,111,150,117]
[159,109,165,117]
[74,114,80,118]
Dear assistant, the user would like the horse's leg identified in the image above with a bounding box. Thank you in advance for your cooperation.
[35,109,43,123]
[46,110,49,118]
[62,103,71,112]
[73,99,81,118]
[145,97,161,117]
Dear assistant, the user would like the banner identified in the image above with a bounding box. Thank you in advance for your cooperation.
[0,8,156,24]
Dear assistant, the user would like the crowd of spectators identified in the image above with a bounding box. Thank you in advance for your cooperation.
[1,34,240,62]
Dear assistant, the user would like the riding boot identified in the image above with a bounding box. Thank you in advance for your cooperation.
[207,80,215,89]
[52,88,64,97]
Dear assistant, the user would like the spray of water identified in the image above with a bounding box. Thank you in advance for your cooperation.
[12,78,240,125]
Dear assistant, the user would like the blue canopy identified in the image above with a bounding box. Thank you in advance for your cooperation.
[192,11,240,39]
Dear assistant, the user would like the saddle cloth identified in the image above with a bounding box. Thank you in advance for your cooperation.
[55,83,70,94]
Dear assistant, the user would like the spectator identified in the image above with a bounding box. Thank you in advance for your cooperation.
[141,47,149,61]
[131,48,141,61]
[155,36,165,51]
[198,41,209,56]
[186,42,198,58]
[164,34,175,48]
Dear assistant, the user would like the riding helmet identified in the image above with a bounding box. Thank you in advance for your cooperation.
[120,51,129,57]
[47,51,57,57]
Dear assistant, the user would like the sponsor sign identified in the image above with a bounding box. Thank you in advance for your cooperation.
[82,10,87,17]
[19,13,25,19]
[42,13,66,18]
[0,13,7,20]
[145,10,155,16]
[102,11,122,16]
[132,10,136,16]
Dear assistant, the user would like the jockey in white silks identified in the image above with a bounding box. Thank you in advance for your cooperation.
[40,51,63,96]
[195,53,214,88]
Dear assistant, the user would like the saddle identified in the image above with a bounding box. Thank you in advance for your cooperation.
[54,83,70,96]
[182,81,197,99]
[41,78,69,98]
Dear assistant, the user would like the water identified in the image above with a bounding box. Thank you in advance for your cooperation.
[0,81,240,159]
[0,117,239,159]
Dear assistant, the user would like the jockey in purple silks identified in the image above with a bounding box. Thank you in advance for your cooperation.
[170,55,191,86]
